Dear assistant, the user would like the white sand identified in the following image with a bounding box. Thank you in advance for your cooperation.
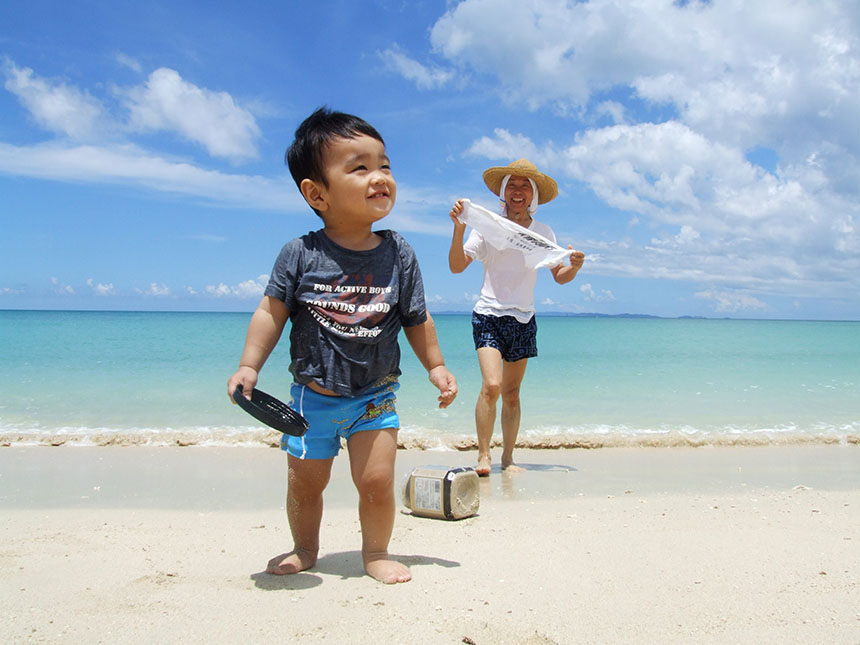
[1,445,858,643]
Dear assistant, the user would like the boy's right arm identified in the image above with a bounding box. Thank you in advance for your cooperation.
[227,296,290,401]
[448,199,472,274]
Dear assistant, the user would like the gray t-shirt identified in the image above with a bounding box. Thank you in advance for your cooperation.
[264,229,427,397]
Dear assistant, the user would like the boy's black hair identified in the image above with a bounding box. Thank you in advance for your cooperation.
[285,107,385,191]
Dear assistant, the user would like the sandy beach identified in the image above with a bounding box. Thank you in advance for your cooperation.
[2,445,858,644]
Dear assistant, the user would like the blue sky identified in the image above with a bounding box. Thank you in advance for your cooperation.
[2,0,858,319]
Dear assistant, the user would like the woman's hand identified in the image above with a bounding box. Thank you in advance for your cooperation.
[449,199,466,229]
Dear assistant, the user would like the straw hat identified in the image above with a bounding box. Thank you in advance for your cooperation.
[482,159,558,205]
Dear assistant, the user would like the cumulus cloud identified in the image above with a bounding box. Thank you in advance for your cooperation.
[2,61,265,175]
[205,274,268,299]
[462,114,859,302]
[120,68,261,162]
[139,283,170,297]
[580,283,616,303]
[0,60,302,218]
[430,0,860,150]
[466,128,540,162]
[437,0,860,203]
[3,60,107,140]
[430,0,594,109]
[87,278,115,296]
[562,122,858,283]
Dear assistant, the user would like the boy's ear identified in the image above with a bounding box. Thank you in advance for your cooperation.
[300,178,328,212]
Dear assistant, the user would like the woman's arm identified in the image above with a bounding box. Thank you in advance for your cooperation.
[448,200,473,274]
[551,247,586,285]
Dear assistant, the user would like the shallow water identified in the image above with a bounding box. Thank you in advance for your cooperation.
[1,310,858,448]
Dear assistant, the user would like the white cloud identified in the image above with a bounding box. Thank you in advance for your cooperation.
[430,0,860,227]
[50,276,75,295]
[430,0,860,152]
[205,274,268,299]
[0,141,454,233]
[0,60,458,233]
[0,141,302,212]
[650,225,700,247]
[430,0,594,109]
[381,45,454,90]
[466,128,540,162]
[453,291,481,304]
[695,290,769,314]
[595,100,626,125]
[0,60,297,213]
[87,278,115,296]
[139,283,170,297]
[3,60,106,140]
[3,61,262,163]
[120,68,261,162]
[115,53,142,73]
[580,283,615,303]
[206,283,233,298]
[468,122,860,299]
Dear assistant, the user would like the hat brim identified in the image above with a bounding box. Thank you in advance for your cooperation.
[483,166,558,205]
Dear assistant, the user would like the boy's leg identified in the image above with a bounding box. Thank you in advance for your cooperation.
[499,358,528,472]
[267,453,334,575]
[475,346,504,475]
[347,428,411,584]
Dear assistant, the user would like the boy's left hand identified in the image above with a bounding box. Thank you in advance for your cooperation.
[429,366,458,408]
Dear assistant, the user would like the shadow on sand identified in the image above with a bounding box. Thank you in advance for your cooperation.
[251,551,459,589]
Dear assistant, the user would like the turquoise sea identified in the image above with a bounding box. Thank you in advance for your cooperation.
[1,310,858,449]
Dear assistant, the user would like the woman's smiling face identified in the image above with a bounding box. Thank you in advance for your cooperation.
[504,175,533,216]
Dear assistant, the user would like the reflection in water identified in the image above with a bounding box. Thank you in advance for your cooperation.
[473,462,580,501]
[501,470,517,498]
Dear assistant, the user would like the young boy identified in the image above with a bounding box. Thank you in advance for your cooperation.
[227,107,457,584]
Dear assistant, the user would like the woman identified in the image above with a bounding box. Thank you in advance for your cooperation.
[448,159,585,475]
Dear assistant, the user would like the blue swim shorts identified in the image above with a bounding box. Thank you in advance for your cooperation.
[281,377,400,460]
[472,311,538,362]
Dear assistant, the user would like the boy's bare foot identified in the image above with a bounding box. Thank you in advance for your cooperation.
[363,552,412,584]
[475,454,491,477]
[266,548,317,575]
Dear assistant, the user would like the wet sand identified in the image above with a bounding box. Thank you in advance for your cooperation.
[2,445,858,643]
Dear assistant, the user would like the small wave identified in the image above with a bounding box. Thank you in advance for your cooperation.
[0,425,283,448]
[2,424,857,449]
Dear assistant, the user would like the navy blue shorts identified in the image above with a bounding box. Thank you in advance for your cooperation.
[472,312,537,362]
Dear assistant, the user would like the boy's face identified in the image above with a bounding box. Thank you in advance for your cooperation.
[308,134,396,225]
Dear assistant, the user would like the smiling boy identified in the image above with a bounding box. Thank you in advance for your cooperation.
[228,107,457,584]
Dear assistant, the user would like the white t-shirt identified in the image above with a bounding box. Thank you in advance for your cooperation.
[463,217,558,323]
